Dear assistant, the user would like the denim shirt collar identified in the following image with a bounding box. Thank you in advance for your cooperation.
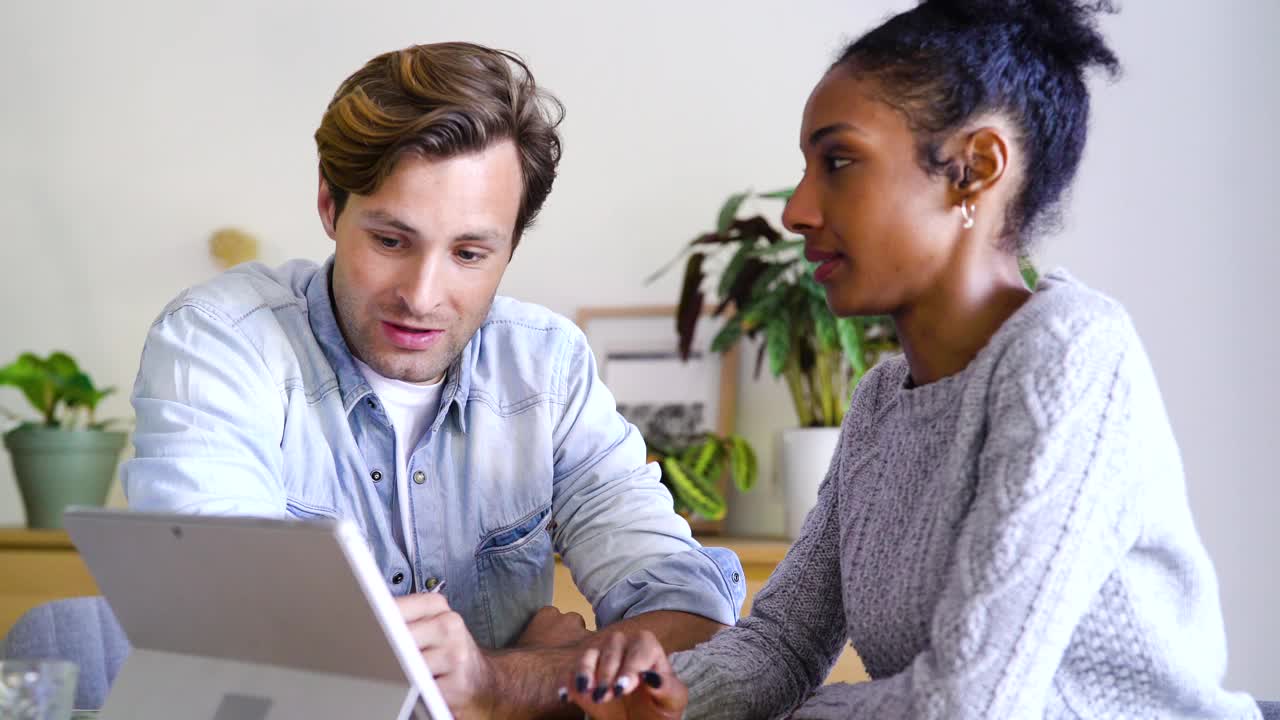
[305,256,471,433]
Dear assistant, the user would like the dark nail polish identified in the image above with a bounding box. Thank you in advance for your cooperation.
[576,674,589,693]
[614,682,626,696]
[642,670,663,689]
[558,687,569,703]
[592,686,609,702]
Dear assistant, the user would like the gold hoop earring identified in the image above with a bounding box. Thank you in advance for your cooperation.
[960,201,976,230]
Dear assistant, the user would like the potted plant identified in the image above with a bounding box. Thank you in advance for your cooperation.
[0,352,126,529]
[648,432,758,523]
[651,189,897,537]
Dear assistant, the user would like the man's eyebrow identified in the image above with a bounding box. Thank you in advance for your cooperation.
[454,230,504,244]
[361,209,419,236]
[361,210,508,244]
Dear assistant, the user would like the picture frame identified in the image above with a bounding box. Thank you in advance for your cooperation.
[575,305,739,535]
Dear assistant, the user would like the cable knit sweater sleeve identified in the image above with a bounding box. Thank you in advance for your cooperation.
[672,458,848,717]
[790,308,1145,719]
[670,393,870,719]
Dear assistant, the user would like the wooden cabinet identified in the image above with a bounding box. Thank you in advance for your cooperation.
[0,529,867,685]
[0,529,99,638]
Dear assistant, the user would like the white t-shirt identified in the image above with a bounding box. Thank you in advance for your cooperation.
[355,359,444,574]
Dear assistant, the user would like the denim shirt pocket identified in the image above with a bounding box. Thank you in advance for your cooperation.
[474,504,555,649]
[285,497,337,520]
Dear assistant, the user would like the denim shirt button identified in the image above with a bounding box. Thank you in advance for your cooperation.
[732,571,741,584]
[413,470,426,485]
[391,572,404,585]
[370,470,383,482]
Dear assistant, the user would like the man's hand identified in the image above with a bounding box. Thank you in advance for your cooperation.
[396,593,497,719]
[515,605,594,649]
[413,607,721,720]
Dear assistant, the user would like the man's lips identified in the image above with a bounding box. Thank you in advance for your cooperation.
[380,321,444,350]
[385,320,439,332]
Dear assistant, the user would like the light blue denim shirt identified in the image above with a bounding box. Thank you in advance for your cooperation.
[122,258,744,648]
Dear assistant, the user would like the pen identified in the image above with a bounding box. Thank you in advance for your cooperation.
[427,579,447,594]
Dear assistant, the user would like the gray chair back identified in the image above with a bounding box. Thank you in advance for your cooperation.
[1260,700,1280,720]
[0,597,131,710]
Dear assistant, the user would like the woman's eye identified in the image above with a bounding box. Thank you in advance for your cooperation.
[824,156,854,172]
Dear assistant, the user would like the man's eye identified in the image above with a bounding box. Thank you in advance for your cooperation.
[457,249,485,262]
[376,235,401,249]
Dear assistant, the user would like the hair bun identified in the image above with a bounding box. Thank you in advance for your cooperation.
[925,0,1120,76]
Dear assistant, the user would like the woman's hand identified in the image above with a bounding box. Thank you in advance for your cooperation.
[563,629,688,719]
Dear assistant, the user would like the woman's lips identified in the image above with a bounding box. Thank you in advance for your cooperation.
[380,321,443,350]
[813,257,844,284]
[806,248,845,284]
[803,243,844,283]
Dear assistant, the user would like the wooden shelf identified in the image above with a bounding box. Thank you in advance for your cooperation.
[697,536,792,566]
[0,528,792,563]
[0,528,75,550]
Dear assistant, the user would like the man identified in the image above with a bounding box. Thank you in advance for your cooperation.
[123,42,744,717]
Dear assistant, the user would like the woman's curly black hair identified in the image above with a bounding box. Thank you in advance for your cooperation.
[838,0,1122,250]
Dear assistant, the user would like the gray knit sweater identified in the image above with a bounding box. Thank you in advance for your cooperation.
[672,270,1259,719]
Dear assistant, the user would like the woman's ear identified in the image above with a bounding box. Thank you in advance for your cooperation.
[951,126,1010,202]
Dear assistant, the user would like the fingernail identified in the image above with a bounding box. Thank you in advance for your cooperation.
[576,674,589,693]
[615,675,632,695]
[642,670,663,689]
[558,687,568,703]
[592,686,609,702]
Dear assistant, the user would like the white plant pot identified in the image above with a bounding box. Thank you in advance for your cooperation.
[780,427,842,540]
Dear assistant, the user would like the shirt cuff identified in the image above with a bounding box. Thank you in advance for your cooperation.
[592,546,746,627]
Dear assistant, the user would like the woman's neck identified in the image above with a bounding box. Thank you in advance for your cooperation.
[893,256,1032,387]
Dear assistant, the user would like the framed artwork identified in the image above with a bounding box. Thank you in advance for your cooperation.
[575,305,739,534]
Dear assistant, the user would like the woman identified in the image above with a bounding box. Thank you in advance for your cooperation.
[561,1,1262,718]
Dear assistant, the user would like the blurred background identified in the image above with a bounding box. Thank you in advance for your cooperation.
[1,0,1276,697]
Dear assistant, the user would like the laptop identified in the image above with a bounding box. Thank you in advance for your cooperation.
[63,508,453,720]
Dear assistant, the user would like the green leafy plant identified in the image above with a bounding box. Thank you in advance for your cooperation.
[649,189,900,428]
[648,432,757,521]
[0,352,118,430]
[653,189,1043,427]
[1020,260,1040,291]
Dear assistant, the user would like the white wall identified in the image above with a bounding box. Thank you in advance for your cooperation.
[1,0,1275,697]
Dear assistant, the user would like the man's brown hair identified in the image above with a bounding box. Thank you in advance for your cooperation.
[314,42,564,247]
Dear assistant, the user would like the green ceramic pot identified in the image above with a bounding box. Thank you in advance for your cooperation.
[3,425,127,529]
